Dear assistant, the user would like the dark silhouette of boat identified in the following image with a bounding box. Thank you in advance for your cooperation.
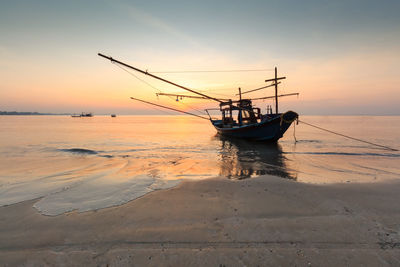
[71,112,93,117]
[211,110,298,141]
[98,53,299,142]
[216,136,296,180]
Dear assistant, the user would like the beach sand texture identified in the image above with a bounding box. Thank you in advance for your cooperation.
[1,175,400,266]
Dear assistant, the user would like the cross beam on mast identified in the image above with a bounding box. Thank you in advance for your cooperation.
[265,76,286,83]
[98,53,224,103]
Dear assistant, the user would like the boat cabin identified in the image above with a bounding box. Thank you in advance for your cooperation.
[220,99,261,127]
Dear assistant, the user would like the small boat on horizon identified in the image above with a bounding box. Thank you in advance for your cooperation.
[111,114,116,117]
[71,112,93,118]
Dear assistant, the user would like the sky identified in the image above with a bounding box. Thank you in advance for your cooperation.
[0,0,399,115]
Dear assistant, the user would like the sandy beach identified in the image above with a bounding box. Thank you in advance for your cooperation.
[1,175,400,266]
[2,0,400,265]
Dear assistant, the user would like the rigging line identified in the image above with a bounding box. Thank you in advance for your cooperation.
[168,90,233,98]
[169,100,207,115]
[238,82,281,95]
[191,91,233,97]
[100,54,255,115]
[161,91,207,115]
[114,63,206,115]
[151,69,274,74]
[195,88,232,93]
[170,98,207,115]
[99,53,223,103]
[198,87,242,92]
[130,97,209,120]
[114,62,161,93]
[146,105,177,116]
[298,120,398,152]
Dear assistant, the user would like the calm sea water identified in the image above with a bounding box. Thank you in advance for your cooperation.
[0,115,399,215]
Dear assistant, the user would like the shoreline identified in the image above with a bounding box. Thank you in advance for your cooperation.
[1,175,400,266]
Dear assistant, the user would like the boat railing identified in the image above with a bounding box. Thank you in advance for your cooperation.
[205,109,221,120]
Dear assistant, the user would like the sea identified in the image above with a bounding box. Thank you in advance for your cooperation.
[0,115,399,216]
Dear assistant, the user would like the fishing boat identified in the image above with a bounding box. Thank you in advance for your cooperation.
[98,53,299,142]
[71,112,93,117]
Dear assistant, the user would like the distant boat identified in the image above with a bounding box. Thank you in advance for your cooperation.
[71,112,93,117]
[111,114,116,117]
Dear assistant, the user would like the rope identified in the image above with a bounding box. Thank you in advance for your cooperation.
[299,120,398,151]
[113,62,206,116]
[114,62,161,92]
[151,69,274,74]
[130,97,209,120]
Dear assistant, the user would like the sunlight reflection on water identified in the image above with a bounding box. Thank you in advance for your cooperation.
[0,115,399,215]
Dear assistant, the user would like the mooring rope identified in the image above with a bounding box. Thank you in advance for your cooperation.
[298,120,398,151]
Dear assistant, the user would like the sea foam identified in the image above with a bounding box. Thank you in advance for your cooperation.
[33,174,181,216]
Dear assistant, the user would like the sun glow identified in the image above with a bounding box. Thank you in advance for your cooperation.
[1,1,399,115]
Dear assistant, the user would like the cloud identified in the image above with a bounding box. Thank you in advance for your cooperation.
[114,2,201,48]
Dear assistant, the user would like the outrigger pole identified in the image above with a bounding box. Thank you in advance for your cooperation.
[98,53,224,104]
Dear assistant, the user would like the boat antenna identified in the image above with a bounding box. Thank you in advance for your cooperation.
[98,53,224,104]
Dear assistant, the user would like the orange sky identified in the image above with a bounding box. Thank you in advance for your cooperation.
[1,1,399,115]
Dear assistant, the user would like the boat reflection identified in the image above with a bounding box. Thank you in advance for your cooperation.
[215,136,297,180]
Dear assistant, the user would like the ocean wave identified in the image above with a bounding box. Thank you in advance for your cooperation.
[59,148,98,155]
[294,140,322,143]
[99,154,114,158]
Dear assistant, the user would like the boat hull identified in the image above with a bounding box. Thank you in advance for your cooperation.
[211,112,297,142]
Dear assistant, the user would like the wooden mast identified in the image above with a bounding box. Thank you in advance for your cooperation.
[275,67,278,114]
[264,67,285,114]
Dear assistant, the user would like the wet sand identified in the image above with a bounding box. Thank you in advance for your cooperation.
[1,175,400,266]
